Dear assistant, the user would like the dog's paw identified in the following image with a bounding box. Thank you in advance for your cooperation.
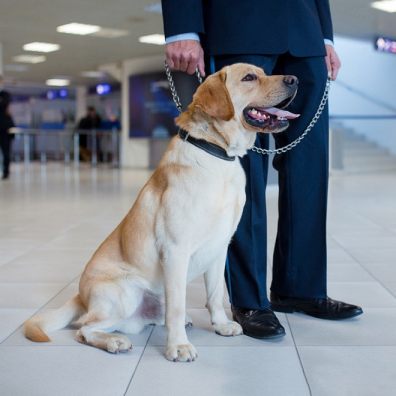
[75,329,86,344]
[214,321,243,337]
[165,343,198,362]
[106,336,133,354]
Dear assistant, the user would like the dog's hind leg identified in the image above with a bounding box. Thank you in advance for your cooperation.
[76,313,133,354]
[75,283,143,353]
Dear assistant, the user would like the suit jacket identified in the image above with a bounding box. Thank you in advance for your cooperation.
[161,0,333,57]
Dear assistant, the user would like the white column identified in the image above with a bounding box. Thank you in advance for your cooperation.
[75,85,87,122]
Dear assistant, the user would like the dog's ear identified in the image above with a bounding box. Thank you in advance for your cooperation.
[192,69,234,121]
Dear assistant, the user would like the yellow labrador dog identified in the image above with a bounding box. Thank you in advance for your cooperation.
[24,63,299,362]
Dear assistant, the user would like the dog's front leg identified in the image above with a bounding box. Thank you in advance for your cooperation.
[162,249,197,362]
[204,252,243,337]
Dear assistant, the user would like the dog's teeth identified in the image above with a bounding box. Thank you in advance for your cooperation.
[251,109,257,114]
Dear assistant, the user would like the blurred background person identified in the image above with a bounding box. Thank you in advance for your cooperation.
[76,106,102,162]
[0,90,15,180]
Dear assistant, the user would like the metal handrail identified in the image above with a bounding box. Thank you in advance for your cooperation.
[9,128,120,167]
[330,115,396,120]
[334,79,396,114]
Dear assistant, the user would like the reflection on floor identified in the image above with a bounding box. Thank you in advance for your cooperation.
[1,163,396,396]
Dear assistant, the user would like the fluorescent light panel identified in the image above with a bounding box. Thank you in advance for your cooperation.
[139,34,165,45]
[46,78,70,87]
[92,28,129,38]
[57,23,100,35]
[371,1,396,13]
[23,42,60,53]
[13,54,46,64]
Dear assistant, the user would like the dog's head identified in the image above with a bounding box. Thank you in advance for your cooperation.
[176,63,300,156]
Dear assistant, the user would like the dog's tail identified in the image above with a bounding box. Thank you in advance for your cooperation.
[24,294,85,342]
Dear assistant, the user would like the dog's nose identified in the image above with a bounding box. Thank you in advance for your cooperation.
[283,75,299,88]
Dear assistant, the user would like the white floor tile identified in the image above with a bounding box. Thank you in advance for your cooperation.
[0,282,66,309]
[126,346,310,396]
[327,263,374,282]
[333,235,396,249]
[288,308,396,346]
[0,260,82,283]
[0,309,36,343]
[327,249,357,264]
[359,262,396,285]
[346,248,396,263]
[0,346,143,396]
[299,346,396,396]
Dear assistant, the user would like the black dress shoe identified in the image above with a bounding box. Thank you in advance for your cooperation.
[231,306,286,339]
[270,292,363,320]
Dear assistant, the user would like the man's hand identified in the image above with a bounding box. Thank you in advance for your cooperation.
[165,40,206,76]
[325,45,341,81]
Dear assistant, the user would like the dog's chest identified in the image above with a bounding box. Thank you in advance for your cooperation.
[187,165,246,280]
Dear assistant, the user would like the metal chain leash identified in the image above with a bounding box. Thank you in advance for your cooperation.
[165,60,331,155]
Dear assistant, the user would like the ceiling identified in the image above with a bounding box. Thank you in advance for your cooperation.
[0,0,395,87]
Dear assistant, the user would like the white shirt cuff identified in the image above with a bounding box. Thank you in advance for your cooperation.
[165,33,200,44]
[324,39,334,47]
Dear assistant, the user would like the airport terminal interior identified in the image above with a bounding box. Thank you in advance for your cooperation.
[1,1,396,395]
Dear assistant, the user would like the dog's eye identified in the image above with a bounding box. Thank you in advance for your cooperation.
[241,73,258,82]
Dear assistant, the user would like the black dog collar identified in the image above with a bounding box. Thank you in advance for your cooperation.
[178,129,235,162]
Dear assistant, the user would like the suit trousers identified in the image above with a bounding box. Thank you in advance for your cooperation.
[211,53,329,309]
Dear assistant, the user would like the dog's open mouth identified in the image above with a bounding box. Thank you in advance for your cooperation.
[243,96,300,132]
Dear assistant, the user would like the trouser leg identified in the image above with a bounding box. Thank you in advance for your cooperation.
[271,54,329,298]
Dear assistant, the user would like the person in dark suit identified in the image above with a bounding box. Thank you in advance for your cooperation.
[76,106,102,162]
[0,90,15,180]
[161,0,363,339]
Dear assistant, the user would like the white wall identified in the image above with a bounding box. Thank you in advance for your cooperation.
[330,35,396,154]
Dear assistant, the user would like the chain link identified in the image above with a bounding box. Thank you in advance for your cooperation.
[165,60,331,155]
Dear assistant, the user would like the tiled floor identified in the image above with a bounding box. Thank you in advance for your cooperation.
[1,163,396,396]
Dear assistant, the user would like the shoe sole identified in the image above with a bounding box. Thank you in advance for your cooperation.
[271,303,364,320]
[242,330,286,340]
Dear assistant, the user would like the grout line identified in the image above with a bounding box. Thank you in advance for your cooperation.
[356,263,396,300]
[334,243,396,300]
[285,314,312,396]
[123,325,154,396]
[0,275,79,346]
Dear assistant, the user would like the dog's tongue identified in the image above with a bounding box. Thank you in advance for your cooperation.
[265,107,300,119]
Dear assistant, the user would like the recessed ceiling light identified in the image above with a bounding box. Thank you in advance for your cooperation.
[138,34,165,45]
[81,71,107,78]
[92,28,129,38]
[46,78,70,87]
[23,42,60,53]
[57,23,101,35]
[13,54,46,64]
[4,64,29,72]
[371,1,396,13]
